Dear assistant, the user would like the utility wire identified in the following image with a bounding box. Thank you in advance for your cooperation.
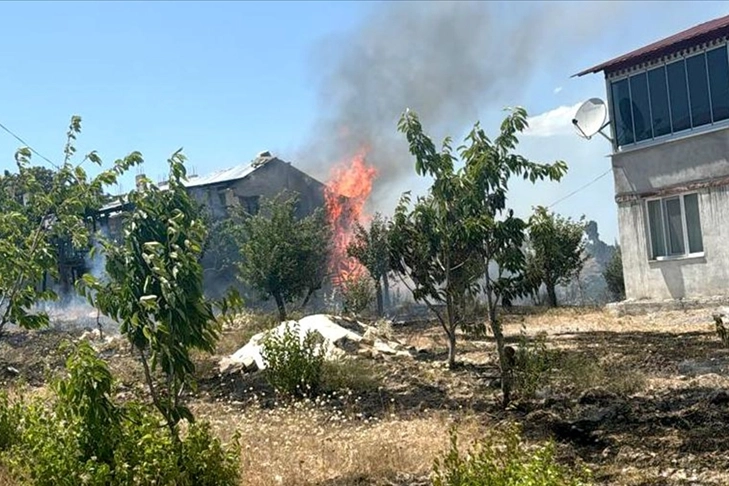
[1,113,611,209]
[0,120,58,168]
[547,167,612,209]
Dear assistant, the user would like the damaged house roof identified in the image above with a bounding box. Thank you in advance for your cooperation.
[97,152,288,215]
[158,152,276,190]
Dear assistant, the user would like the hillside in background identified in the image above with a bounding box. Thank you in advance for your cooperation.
[557,220,618,305]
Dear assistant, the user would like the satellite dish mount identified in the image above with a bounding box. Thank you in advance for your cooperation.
[572,98,612,143]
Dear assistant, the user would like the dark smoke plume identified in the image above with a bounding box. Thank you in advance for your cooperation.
[299,1,625,212]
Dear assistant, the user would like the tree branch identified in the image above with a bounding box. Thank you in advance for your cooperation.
[138,347,174,436]
[396,273,448,334]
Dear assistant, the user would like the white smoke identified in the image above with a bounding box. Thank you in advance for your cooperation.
[39,235,118,334]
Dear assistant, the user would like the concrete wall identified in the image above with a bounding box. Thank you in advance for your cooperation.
[612,128,729,197]
[619,185,729,300]
[190,158,327,221]
[191,158,328,299]
[231,159,327,219]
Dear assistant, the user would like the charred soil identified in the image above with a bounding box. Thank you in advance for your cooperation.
[2,307,729,485]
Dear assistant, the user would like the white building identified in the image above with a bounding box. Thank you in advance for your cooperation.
[577,15,729,301]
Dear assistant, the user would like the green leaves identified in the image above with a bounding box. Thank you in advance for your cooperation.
[238,192,331,321]
[0,116,141,334]
[79,150,218,436]
[432,425,591,486]
[603,246,625,301]
[526,206,587,307]
[0,350,241,485]
[261,323,325,399]
[392,107,569,382]
[346,213,391,315]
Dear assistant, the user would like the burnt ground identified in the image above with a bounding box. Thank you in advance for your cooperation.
[2,307,729,485]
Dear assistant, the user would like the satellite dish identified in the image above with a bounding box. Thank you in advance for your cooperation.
[572,98,611,142]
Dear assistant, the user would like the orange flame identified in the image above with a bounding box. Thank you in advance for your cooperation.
[324,148,378,290]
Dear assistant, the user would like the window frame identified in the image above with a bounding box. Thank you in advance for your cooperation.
[644,192,704,261]
[607,41,729,152]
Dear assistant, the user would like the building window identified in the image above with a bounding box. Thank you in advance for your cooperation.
[611,78,634,146]
[648,66,671,137]
[630,72,653,142]
[611,44,729,148]
[686,53,711,127]
[646,193,703,259]
[667,60,691,132]
[240,195,260,215]
[707,46,729,122]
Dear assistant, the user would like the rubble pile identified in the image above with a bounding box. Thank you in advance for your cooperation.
[219,314,414,374]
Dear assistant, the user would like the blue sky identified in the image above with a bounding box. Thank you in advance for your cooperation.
[1,1,728,243]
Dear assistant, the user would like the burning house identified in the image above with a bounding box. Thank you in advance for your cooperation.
[90,147,382,310]
[94,151,364,301]
[96,151,328,235]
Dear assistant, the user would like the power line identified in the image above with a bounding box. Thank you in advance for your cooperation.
[0,120,58,168]
[546,167,612,209]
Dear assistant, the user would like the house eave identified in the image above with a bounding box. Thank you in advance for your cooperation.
[615,174,729,203]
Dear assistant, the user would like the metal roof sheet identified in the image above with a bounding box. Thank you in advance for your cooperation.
[159,155,275,189]
[575,14,729,77]
[180,162,259,188]
[99,156,276,212]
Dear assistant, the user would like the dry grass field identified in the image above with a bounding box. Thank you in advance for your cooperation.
[1,306,728,485]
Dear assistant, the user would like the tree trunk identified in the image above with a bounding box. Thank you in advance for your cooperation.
[447,328,457,368]
[546,280,558,307]
[139,348,177,439]
[274,293,287,321]
[485,278,511,408]
[375,281,384,317]
[445,289,457,368]
[491,317,512,408]
[382,274,390,312]
[301,287,315,310]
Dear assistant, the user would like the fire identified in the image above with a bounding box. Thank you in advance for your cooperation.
[324,148,378,290]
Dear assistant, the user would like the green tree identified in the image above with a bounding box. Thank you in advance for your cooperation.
[239,193,330,321]
[346,213,391,316]
[201,215,247,293]
[603,245,625,301]
[79,151,218,438]
[0,117,140,335]
[527,206,587,307]
[392,108,566,406]
[1,166,55,196]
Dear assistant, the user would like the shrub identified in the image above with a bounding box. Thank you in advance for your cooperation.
[342,275,375,316]
[54,341,121,465]
[513,331,556,400]
[261,323,326,398]
[1,342,240,486]
[113,405,240,486]
[180,421,241,486]
[603,246,625,302]
[509,333,645,399]
[555,353,645,396]
[432,425,591,486]
[5,400,103,486]
[0,393,21,452]
[321,358,381,395]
